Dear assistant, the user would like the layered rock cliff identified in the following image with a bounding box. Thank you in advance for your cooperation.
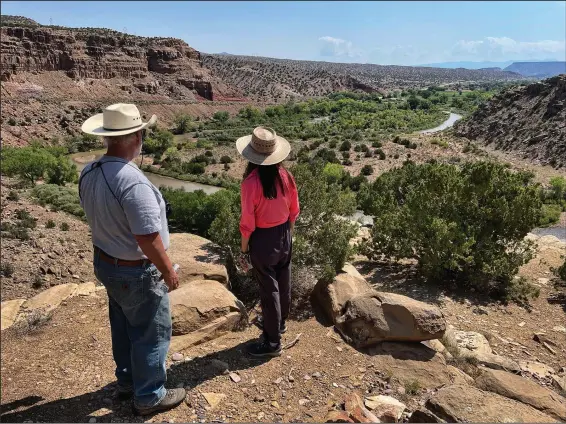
[455,75,566,168]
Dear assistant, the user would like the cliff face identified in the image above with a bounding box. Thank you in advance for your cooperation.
[455,75,566,168]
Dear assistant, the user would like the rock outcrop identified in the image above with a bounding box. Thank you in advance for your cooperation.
[475,368,566,420]
[455,75,566,168]
[422,384,558,423]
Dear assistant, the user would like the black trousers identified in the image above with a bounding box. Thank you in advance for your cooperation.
[250,221,292,345]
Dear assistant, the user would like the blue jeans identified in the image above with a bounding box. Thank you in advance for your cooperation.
[93,250,171,408]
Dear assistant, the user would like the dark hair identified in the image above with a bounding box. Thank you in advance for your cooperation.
[243,162,285,199]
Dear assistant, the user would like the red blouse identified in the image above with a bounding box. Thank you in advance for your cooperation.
[239,168,300,239]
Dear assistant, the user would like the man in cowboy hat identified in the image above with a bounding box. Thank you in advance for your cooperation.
[79,103,185,415]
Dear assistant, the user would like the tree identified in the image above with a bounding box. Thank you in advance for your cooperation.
[220,155,233,164]
[174,114,192,134]
[358,161,542,301]
[339,141,352,152]
[407,96,420,110]
[46,156,78,185]
[213,111,229,122]
[360,165,374,176]
[1,147,56,185]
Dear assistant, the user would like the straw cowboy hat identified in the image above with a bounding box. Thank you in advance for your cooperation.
[236,126,291,165]
[81,103,157,136]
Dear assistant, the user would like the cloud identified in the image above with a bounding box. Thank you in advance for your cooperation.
[451,37,566,61]
[318,36,362,59]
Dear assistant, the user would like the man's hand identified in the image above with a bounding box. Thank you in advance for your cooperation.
[162,269,179,292]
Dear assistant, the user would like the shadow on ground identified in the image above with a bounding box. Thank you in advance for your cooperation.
[0,341,270,423]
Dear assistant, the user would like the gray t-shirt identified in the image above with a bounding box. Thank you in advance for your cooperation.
[79,156,170,261]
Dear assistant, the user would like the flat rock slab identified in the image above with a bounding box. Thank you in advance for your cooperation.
[476,368,566,421]
[364,395,406,422]
[169,279,244,336]
[520,360,556,379]
[426,384,558,423]
[21,283,78,314]
[1,299,25,331]
[168,233,229,287]
[169,312,242,353]
[75,282,96,296]
[366,342,472,389]
[202,392,226,410]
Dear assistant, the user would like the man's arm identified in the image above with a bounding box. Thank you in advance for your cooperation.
[134,232,179,291]
[121,183,178,291]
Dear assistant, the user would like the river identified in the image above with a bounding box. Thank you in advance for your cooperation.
[419,112,463,134]
[69,150,223,195]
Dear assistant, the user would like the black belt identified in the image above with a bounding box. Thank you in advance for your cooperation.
[94,246,152,267]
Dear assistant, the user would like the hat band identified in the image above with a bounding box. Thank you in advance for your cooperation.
[250,135,277,154]
[102,123,144,131]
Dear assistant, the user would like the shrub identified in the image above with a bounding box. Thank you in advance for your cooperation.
[342,151,350,160]
[1,262,14,277]
[220,155,233,164]
[213,111,230,122]
[354,145,362,153]
[364,150,373,158]
[375,149,386,160]
[539,204,561,227]
[358,161,542,301]
[372,141,382,148]
[46,156,78,185]
[556,259,566,281]
[46,219,56,229]
[7,190,19,201]
[360,165,374,176]
[60,222,70,231]
[174,114,192,134]
[329,140,337,149]
[360,144,369,153]
[15,209,36,229]
[224,163,231,171]
[431,139,449,148]
[8,117,17,126]
[205,150,214,157]
[143,129,174,156]
[339,141,352,152]
[182,162,206,175]
[31,185,85,220]
[342,159,353,166]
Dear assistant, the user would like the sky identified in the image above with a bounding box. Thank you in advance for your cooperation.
[1,1,565,66]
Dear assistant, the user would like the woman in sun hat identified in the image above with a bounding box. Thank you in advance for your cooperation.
[237,126,300,357]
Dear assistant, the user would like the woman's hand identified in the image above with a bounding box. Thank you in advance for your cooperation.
[238,251,253,273]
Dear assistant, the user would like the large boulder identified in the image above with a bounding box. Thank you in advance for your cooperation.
[311,264,373,324]
[475,368,566,421]
[424,384,558,423]
[336,291,446,348]
[168,233,229,287]
[169,279,245,336]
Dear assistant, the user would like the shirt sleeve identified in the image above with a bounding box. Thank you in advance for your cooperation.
[121,183,162,236]
[288,173,300,223]
[239,178,257,239]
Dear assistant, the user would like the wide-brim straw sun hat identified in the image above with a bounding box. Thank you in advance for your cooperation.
[81,103,157,137]
[236,126,291,166]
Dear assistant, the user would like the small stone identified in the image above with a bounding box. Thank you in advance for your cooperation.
[254,395,265,402]
[171,352,184,362]
[397,386,406,395]
[288,375,295,382]
[518,322,525,327]
[332,383,338,388]
[229,372,241,383]
[257,412,265,420]
[312,372,322,379]
[358,367,367,373]
[298,398,310,406]
[72,274,80,280]
[303,374,311,381]
[271,401,280,408]
[102,397,112,406]
[89,418,97,423]
[274,377,283,385]
[336,347,343,352]
[552,325,566,334]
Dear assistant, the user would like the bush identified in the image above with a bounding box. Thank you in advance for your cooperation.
[1,147,57,185]
[539,204,561,227]
[375,149,386,160]
[342,159,353,166]
[143,129,174,156]
[174,114,192,134]
[213,111,230,122]
[361,165,374,176]
[220,156,233,164]
[15,209,36,229]
[364,150,373,158]
[329,140,337,149]
[60,222,70,231]
[354,145,362,153]
[358,161,542,301]
[182,162,206,175]
[339,141,352,152]
[205,150,214,157]
[7,190,19,201]
[32,185,85,220]
[46,156,78,186]
[372,141,382,148]
[46,219,56,229]
[556,259,566,281]
[1,262,14,277]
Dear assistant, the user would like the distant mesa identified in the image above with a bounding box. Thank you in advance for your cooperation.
[503,61,566,78]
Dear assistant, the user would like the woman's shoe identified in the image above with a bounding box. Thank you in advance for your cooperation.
[247,340,282,358]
